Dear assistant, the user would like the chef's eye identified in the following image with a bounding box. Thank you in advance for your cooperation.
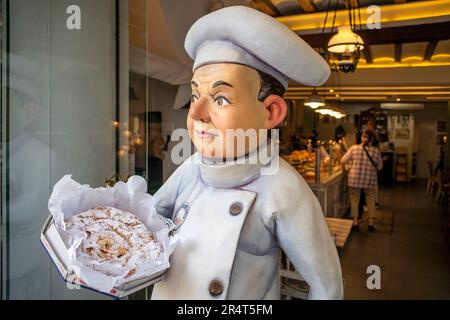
[214,96,230,107]
[190,94,199,104]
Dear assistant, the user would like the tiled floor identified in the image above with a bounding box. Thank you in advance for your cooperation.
[340,180,450,299]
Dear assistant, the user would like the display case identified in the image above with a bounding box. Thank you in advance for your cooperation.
[282,140,343,184]
[282,149,316,182]
[282,141,348,217]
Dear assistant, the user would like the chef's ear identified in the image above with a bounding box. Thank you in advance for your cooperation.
[263,94,287,129]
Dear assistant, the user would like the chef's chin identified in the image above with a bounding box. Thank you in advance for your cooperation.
[192,136,221,158]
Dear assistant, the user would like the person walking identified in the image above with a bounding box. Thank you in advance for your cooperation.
[341,130,383,232]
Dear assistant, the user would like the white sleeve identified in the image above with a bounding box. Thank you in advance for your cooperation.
[152,157,195,219]
[274,172,344,299]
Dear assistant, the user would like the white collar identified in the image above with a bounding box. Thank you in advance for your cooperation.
[195,140,277,189]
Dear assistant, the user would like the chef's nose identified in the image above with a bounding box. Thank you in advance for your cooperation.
[189,96,211,122]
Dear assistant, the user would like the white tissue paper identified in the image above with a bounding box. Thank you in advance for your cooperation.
[48,174,176,294]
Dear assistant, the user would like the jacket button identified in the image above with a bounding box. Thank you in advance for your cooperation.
[229,202,242,216]
[209,279,224,297]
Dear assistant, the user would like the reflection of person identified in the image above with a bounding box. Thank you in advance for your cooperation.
[9,89,49,298]
[341,131,382,232]
[151,6,342,300]
[8,87,69,298]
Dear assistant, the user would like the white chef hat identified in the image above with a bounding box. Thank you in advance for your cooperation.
[184,6,330,89]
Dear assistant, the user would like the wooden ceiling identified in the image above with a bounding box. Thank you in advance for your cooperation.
[129,0,450,102]
[270,0,450,68]
[257,0,450,101]
[250,0,432,16]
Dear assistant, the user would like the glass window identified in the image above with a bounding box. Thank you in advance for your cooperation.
[1,0,189,300]
[1,0,121,299]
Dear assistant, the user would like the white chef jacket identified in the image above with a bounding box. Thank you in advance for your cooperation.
[151,143,343,300]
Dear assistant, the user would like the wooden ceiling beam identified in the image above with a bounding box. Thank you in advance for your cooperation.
[249,0,280,16]
[279,0,450,31]
[298,22,450,47]
[423,41,439,61]
[298,0,316,13]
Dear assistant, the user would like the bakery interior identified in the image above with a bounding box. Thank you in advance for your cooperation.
[1,0,450,300]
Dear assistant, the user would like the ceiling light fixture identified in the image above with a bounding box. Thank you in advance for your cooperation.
[315,105,346,118]
[304,88,325,109]
[322,0,365,73]
[328,25,364,54]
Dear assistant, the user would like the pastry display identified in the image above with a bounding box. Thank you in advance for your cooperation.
[65,206,163,280]
[283,145,342,183]
[283,150,316,181]
[283,150,315,164]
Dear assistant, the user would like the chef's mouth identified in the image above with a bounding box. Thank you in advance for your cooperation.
[195,129,218,138]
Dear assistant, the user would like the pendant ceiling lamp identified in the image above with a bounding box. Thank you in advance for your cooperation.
[321,0,365,73]
[327,25,364,54]
[315,105,346,119]
[304,88,325,109]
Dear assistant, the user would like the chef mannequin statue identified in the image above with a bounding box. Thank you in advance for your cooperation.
[151,6,343,300]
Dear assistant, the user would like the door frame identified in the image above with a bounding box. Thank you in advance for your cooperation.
[1,0,10,300]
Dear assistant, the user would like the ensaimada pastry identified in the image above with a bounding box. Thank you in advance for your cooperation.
[65,206,163,280]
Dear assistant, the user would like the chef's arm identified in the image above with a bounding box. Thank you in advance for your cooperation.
[275,184,343,299]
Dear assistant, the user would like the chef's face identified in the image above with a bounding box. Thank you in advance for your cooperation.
[188,63,271,159]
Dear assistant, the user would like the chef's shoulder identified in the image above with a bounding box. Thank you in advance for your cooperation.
[255,157,323,220]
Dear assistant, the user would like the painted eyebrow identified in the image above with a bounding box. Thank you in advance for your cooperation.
[212,80,233,89]
[191,80,198,87]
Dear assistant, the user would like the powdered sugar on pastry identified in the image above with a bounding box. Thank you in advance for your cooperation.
[65,206,163,281]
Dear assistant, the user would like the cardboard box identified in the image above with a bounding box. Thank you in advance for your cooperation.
[40,215,167,298]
